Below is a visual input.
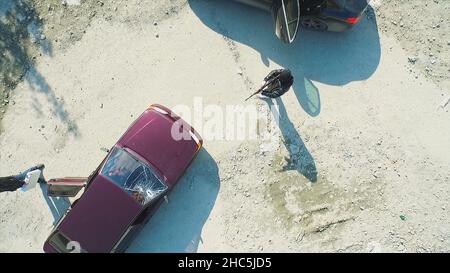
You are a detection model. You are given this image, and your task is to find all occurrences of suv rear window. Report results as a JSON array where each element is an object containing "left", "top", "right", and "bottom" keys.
[{"left": 101, "top": 147, "right": 168, "bottom": 205}]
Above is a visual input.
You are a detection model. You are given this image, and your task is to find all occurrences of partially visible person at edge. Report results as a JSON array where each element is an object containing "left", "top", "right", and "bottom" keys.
[{"left": 0, "top": 164, "right": 46, "bottom": 193}]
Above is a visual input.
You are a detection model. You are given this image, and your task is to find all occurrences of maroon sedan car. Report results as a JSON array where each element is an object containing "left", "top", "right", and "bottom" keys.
[{"left": 43, "top": 104, "right": 203, "bottom": 253}]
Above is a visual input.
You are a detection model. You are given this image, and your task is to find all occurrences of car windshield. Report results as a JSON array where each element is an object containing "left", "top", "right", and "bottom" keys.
[{"left": 101, "top": 147, "right": 167, "bottom": 205}]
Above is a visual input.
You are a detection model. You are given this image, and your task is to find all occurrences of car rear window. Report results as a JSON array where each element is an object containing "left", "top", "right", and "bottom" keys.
[
  {"left": 101, "top": 147, "right": 168, "bottom": 205},
  {"left": 48, "top": 230, "right": 72, "bottom": 253},
  {"left": 48, "top": 231, "right": 86, "bottom": 253}
]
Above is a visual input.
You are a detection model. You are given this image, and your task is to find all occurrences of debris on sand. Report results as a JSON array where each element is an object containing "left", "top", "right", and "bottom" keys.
[
  {"left": 438, "top": 95, "right": 450, "bottom": 110},
  {"left": 307, "top": 205, "right": 329, "bottom": 214},
  {"left": 313, "top": 217, "right": 355, "bottom": 233},
  {"left": 408, "top": 57, "right": 418, "bottom": 64},
  {"left": 295, "top": 232, "right": 305, "bottom": 242},
  {"left": 62, "top": 0, "right": 81, "bottom": 5}
]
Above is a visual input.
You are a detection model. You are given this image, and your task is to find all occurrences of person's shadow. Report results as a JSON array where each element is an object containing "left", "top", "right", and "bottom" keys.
[
  {"left": 127, "top": 148, "right": 220, "bottom": 252},
  {"left": 265, "top": 97, "right": 317, "bottom": 182},
  {"left": 188, "top": 0, "right": 381, "bottom": 117}
]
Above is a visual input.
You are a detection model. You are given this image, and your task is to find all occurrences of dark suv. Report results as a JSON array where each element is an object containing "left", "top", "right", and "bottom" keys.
[{"left": 233, "top": 0, "right": 369, "bottom": 43}]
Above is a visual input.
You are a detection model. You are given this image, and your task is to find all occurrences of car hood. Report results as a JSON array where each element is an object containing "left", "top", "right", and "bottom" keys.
[
  {"left": 59, "top": 175, "right": 141, "bottom": 253},
  {"left": 117, "top": 109, "right": 198, "bottom": 185}
]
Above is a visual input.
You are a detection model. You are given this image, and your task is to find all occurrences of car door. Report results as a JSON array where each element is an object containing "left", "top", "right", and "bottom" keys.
[
  {"left": 112, "top": 196, "right": 166, "bottom": 253},
  {"left": 272, "top": 0, "right": 301, "bottom": 43},
  {"left": 47, "top": 152, "right": 108, "bottom": 198},
  {"left": 47, "top": 177, "right": 88, "bottom": 197}
]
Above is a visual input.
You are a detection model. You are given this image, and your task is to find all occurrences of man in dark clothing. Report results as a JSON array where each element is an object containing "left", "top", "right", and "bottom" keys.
[
  {"left": 245, "top": 69, "right": 294, "bottom": 100},
  {"left": 0, "top": 164, "right": 45, "bottom": 193},
  {"left": 259, "top": 69, "right": 294, "bottom": 99}
]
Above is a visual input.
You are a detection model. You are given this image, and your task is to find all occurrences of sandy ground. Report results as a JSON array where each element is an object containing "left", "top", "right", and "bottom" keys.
[{"left": 0, "top": 0, "right": 449, "bottom": 253}]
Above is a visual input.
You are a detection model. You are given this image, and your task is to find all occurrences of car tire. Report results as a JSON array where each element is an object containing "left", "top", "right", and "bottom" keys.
[{"left": 300, "top": 16, "right": 328, "bottom": 31}]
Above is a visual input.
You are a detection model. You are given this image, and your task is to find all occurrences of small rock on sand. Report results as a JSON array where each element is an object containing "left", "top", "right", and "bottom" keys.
[{"left": 439, "top": 95, "right": 450, "bottom": 109}]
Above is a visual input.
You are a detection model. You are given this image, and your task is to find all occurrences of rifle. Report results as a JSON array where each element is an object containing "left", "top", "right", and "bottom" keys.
[{"left": 244, "top": 74, "right": 281, "bottom": 101}]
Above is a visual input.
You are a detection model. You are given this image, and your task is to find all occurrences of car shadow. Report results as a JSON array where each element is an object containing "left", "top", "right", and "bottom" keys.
[
  {"left": 188, "top": 0, "right": 381, "bottom": 116},
  {"left": 127, "top": 148, "right": 220, "bottom": 252},
  {"left": 0, "top": 0, "right": 80, "bottom": 137},
  {"left": 39, "top": 183, "right": 71, "bottom": 226},
  {"left": 265, "top": 97, "right": 317, "bottom": 182}
]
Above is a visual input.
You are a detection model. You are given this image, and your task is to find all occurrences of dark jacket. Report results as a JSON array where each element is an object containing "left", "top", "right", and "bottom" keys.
[
  {"left": 0, "top": 176, "right": 24, "bottom": 192},
  {"left": 261, "top": 69, "right": 294, "bottom": 98}
]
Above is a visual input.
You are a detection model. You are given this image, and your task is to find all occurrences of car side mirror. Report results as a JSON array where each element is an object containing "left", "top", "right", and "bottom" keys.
[{"left": 271, "top": 0, "right": 301, "bottom": 43}]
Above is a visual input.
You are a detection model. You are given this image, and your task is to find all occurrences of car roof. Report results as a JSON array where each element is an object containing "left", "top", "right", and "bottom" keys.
[{"left": 58, "top": 175, "right": 141, "bottom": 253}]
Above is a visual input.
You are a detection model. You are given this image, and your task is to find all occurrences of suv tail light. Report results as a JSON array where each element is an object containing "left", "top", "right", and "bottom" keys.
[{"left": 345, "top": 16, "right": 361, "bottom": 24}]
